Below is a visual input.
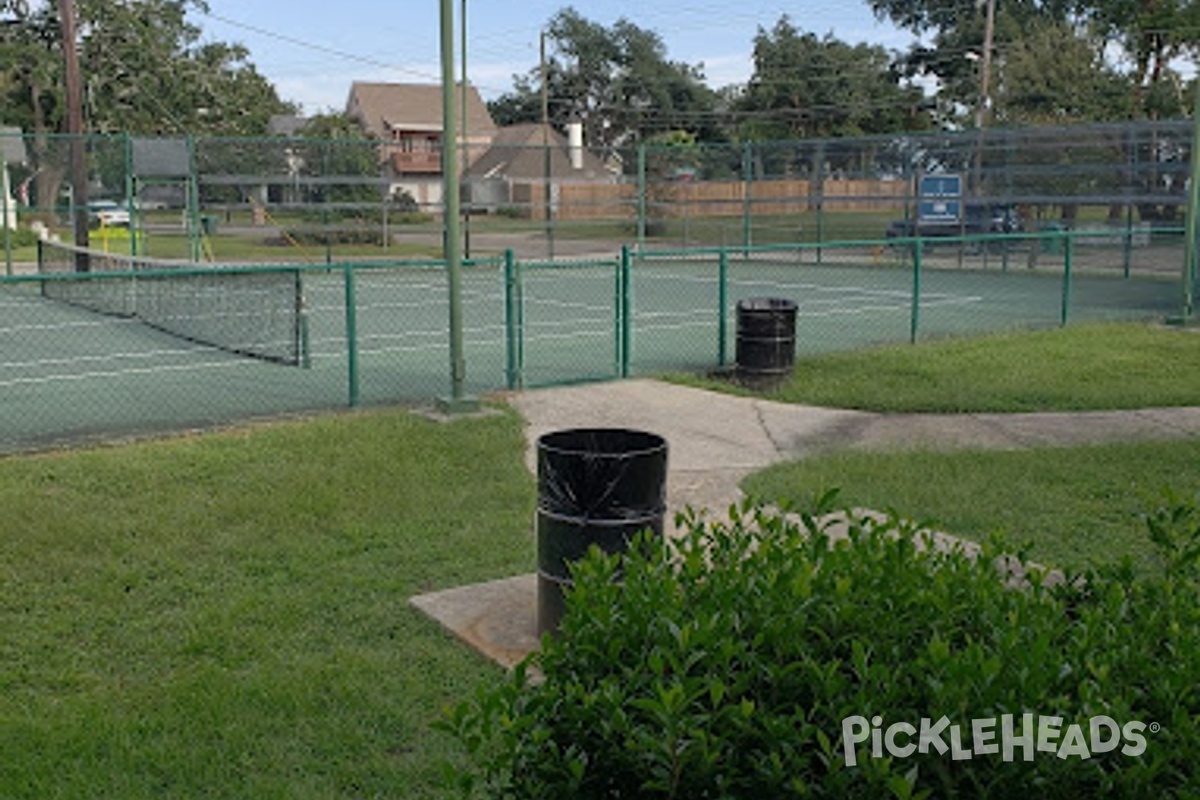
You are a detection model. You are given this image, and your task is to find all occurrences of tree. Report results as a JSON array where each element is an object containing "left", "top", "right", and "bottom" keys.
[
  {"left": 997, "top": 21, "right": 1132, "bottom": 124},
  {"left": 734, "top": 16, "right": 931, "bottom": 141},
  {"left": 869, "top": 0, "right": 1200, "bottom": 122},
  {"left": 1, "top": 0, "right": 293, "bottom": 137},
  {"left": 0, "top": 0, "right": 294, "bottom": 217},
  {"left": 486, "top": 6, "right": 722, "bottom": 154}
]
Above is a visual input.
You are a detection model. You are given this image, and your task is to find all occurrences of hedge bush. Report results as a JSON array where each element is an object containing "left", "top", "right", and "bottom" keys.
[{"left": 442, "top": 492, "right": 1200, "bottom": 798}]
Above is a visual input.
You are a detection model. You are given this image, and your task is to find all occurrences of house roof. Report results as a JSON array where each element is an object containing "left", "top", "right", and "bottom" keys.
[
  {"left": 464, "top": 123, "right": 614, "bottom": 182},
  {"left": 346, "top": 82, "right": 496, "bottom": 140},
  {"left": 267, "top": 115, "right": 309, "bottom": 137},
  {"left": 0, "top": 126, "right": 27, "bottom": 165}
]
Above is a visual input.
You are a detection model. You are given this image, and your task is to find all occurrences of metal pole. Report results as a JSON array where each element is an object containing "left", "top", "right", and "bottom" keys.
[
  {"left": 636, "top": 144, "right": 646, "bottom": 249},
  {"left": 438, "top": 0, "right": 475, "bottom": 412},
  {"left": 461, "top": 0, "right": 470, "bottom": 260},
  {"left": 718, "top": 247, "right": 729, "bottom": 366},
  {"left": 1182, "top": 86, "right": 1200, "bottom": 321},
  {"left": 910, "top": 239, "right": 923, "bottom": 344},
  {"left": 504, "top": 248, "right": 518, "bottom": 389},
  {"left": 344, "top": 262, "right": 359, "bottom": 406},
  {"left": 1061, "top": 232, "right": 1073, "bottom": 326},
  {"left": 541, "top": 30, "right": 554, "bottom": 260},
  {"left": 620, "top": 245, "right": 632, "bottom": 377}
]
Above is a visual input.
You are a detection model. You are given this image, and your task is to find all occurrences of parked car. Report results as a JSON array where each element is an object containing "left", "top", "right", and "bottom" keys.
[
  {"left": 886, "top": 202, "right": 1023, "bottom": 240},
  {"left": 87, "top": 199, "right": 131, "bottom": 228}
]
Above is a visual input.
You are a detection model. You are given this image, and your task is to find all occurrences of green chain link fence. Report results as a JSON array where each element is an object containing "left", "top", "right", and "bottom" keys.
[
  {"left": 0, "top": 119, "right": 1194, "bottom": 451},
  {"left": 0, "top": 225, "right": 1183, "bottom": 454}
]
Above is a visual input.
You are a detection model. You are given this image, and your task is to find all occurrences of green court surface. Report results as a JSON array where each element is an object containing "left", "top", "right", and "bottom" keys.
[{"left": 0, "top": 245, "right": 1182, "bottom": 454}]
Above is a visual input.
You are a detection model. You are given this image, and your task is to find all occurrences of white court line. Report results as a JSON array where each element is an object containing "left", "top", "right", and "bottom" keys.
[
  {"left": 0, "top": 346, "right": 227, "bottom": 372},
  {"left": 0, "top": 357, "right": 257, "bottom": 389}
]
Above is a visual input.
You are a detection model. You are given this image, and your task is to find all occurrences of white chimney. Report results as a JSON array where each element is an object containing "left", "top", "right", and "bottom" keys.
[{"left": 567, "top": 119, "right": 584, "bottom": 171}]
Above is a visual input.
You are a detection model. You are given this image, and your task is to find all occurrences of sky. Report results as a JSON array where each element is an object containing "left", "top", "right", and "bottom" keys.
[{"left": 196, "top": 1, "right": 920, "bottom": 115}]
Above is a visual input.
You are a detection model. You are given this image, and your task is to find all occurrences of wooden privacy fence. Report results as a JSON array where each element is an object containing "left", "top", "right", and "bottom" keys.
[{"left": 510, "top": 178, "right": 910, "bottom": 221}]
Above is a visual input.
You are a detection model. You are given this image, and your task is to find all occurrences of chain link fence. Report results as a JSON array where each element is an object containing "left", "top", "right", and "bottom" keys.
[{"left": 0, "top": 119, "right": 1193, "bottom": 451}]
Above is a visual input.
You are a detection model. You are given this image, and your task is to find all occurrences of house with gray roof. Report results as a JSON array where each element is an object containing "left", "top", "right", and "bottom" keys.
[{"left": 462, "top": 121, "right": 619, "bottom": 214}]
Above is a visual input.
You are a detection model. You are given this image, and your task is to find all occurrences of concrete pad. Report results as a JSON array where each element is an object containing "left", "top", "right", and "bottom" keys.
[{"left": 409, "top": 574, "right": 538, "bottom": 670}]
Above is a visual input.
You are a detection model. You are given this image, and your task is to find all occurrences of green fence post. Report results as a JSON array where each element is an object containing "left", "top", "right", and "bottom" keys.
[
  {"left": 344, "top": 262, "right": 360, "bottom": 407},
  {"left": 910, "top": 239, "right": 923, "bottom": 344},
  {"left": 186, "top": 134, "right": 200, "bottom": 262},
  {"left": 619, "top": 245, "right": 632, "bottom": 378},
  {"left": 637, "top": 145, "right": 646, "bottom": 251},
  {"left": 504, "top": 248, "right": 519, "bottom": 389},
  {"left": 1061, "top": 231, "right": 1073, "bottom": 327},
  {"left": 742, "top": 142, "right": 753, "bottom": 256},
  {"left": 124, "top": 133, "right": 136, "bottom": 257},
  {"left": 298, "top": 271, "right": 311, "bottom": 370},
  {"left": 718, "top": 247, "right": 729, "bottom": 367},
  {"left": 2, "top": 163, "right": 10, "bottom": 276}
]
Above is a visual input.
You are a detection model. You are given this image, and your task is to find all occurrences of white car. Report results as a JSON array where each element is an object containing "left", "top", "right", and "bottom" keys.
[{"left": 87, "top": 200, "right": 131, "bottom": 227}]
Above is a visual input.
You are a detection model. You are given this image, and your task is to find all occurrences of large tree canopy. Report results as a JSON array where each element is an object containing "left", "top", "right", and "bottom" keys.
[
  {"left": 734, "top": 16, "right": 931, "bottom": 140},
  {"left": 487, "top": 6, "right": 722, "bottom": 153},
  {"left": 0, "top": 0, "right": 293, "bottom": 137},
  {"left": 869, "top": 0, "right": 1199, "bottom": 121}
]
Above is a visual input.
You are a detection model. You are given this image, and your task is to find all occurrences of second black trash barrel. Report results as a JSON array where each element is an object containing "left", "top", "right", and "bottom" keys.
[
  {"left": 536, "top": 428, "right": 668, "bottom": 637},
  {"left": 736, "top": 297, "right": 797, "bottom": 388}
]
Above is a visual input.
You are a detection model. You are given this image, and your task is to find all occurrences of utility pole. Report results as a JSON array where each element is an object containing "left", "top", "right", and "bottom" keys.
[
  {"left": 437, "top": 0, "right": 476, "bottom": 413},
  {"left": 58, "top": 0, "right": 89, "bottom": 261},
  {"left": 460, "top": 0, "right": 470, "bottom": 259},
  {"left": 972, "top": 0, "right": 996, "bottom": 197}
]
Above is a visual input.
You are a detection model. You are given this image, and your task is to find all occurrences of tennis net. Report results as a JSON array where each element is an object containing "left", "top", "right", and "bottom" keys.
[{"left": 37, "top": 240, "right": 307, "bottom": 366}]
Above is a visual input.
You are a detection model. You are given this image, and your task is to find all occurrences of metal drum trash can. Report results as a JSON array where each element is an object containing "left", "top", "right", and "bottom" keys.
[
  {"left": 736, "top": 297, "right": 797, "bottom": 388},
  {"left": 536, "top": 428, "right": 668, "bottom": 637}
]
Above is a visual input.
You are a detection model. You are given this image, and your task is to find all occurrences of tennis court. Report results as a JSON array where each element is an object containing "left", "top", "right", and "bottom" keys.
[{"left": 0, "top": 238, "right": 1183, "bottom": 454}]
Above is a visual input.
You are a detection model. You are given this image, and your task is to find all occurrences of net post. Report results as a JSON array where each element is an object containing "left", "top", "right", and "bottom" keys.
[
  {"left": 297, "top": 270, "right": 311, "bottom": 369},
  {"left": 504, "top": 248, "right": 519, "bottom": 390},
  {"left": 620, "top": 245, "right": 632, "bottom": 378},
  {"left": 910, "top": 238, "right": 923, "bottom": 344},
  {"left": 1061, "top": 232, "right": 1073, "bottom": 327},
  {"left": 718, "top": 247, "right": 729, "bottom": 367},
  {"left": 343, "top": 262, "right": 360, "bottom": 407},
  {"left": 614, "top": 248, "right": 623, "bottom": 377}
]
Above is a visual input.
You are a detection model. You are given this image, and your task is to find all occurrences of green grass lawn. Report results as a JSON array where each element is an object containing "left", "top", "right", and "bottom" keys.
[
  {"left": 674, "top": 322, "right": 1200, "bottom": 412},
  {"left": 0, "top": 408, "right": 534, "bottom": 799},
  {"left": 719, "top": 321, "right": 1200, "bottom": 574},
  {"left": 3, "top": 320, "right": 1200, "bottom": 796},
  {"left": 744, "top": 439, "right": 1200, "bottom": 574}
]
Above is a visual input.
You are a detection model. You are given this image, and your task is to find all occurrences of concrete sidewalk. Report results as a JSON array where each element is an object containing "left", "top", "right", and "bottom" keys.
[
  {"left": 411, "top": 379, "right": 1200, "bottom": 668},
  {"left": 510, "top": 379, "right": 1200, "bottom": 520}
]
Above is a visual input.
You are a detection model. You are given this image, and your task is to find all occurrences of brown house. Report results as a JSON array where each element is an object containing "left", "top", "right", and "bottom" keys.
[{"left": 345, "top": 81, "right": 497, "bottom": 208}]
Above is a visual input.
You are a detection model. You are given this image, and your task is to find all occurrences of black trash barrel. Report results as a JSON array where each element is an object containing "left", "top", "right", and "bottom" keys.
[
  {"left": 536, "top": 428, "right": 668, "bottom": 637},
  {"left": 736, "top": 297, "right": 797, "bottom": 388}
]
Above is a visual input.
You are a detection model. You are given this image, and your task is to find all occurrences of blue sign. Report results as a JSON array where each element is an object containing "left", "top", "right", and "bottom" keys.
[{"left": 918, "top": 174, "right": 962, "bottom": 223}]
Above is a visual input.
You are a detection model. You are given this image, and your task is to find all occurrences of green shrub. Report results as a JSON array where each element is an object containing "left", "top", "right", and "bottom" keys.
[{"left": 442, "top": 493, "right": 1200, "bottom": 798}]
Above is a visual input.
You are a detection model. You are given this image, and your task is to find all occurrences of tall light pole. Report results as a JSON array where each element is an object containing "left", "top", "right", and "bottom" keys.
[
  {"left": 461, "top": 0, "right": 470, "bottom": 259},
  {"left": 438, "top": 0, "right": 476, "bottom": 412}
]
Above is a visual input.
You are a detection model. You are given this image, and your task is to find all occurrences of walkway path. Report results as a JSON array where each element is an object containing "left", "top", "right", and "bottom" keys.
[
  {"left": 510, "top": 379, "right": 1200, "bottom": 523},
  {"left": 411, "top": 378, "right": 1200, "bottom": 668}
]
